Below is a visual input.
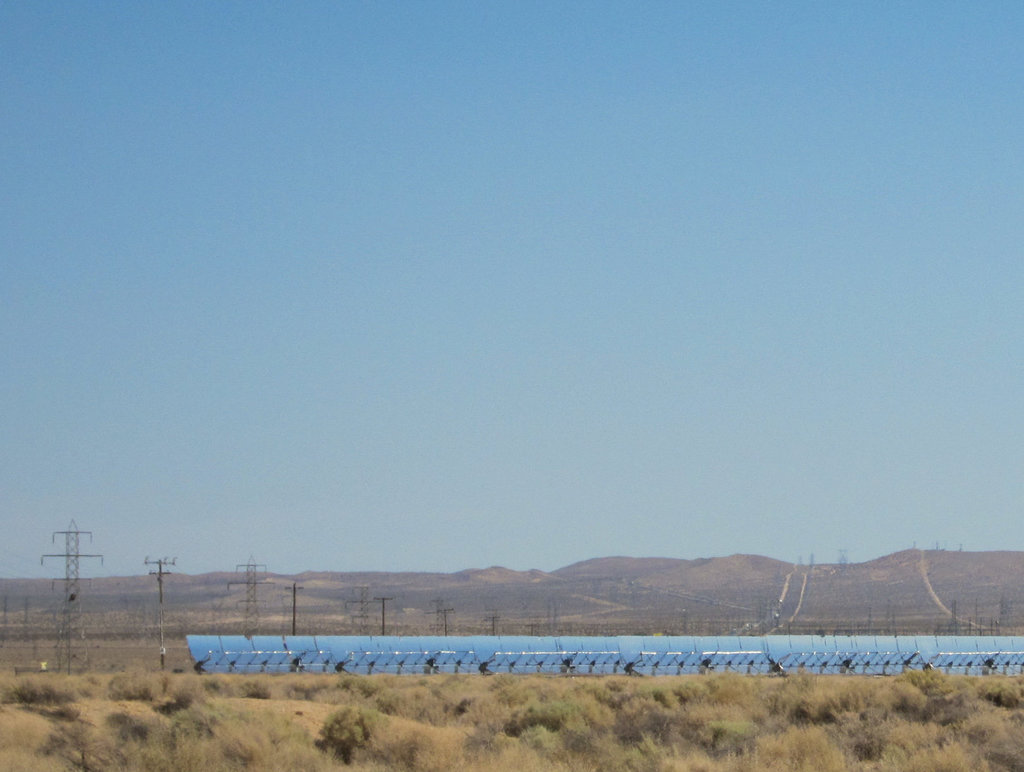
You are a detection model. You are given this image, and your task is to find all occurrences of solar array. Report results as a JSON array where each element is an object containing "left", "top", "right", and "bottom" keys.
[{"left": 186, "top": 635, "right": 1024, "bottom": 676}]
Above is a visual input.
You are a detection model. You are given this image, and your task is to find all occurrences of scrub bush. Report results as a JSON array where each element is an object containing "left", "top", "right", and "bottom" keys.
[{"left": 317, "top": 705, "right": 383, "bottom": 763}]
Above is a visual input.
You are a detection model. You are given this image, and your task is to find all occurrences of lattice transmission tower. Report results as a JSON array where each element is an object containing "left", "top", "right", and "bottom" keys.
[
  {"left": 229, "top": 556, "right": 269, "bottom": 637},
  {"left": 346, "top": 586, "right": 371, "bottom": 634},
  {"left": 41, "top": 520, "right": 102, "bottom": 674}
]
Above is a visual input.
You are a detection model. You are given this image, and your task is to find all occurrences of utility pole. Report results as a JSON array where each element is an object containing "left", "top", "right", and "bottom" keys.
[
  {"left": 229, "top": 557, "right": 269, "bottom": 637},
  {"left": 41, "top": 520, "right": 103, "bottom": 674},
  {"left": 374, "top": 596, "right": 393, "bottom": 635},
  {"left": 433, "top": 599, "right": 454, "bottom": 636},
  {"left": 145, "top": 557, "right": 176, "bottom": 670},
  {"left": 290, "top": 582, "right": 304, "bottom": 636},
  {"left": 484, "top": 611, "right": 500, "bottom": 635}
]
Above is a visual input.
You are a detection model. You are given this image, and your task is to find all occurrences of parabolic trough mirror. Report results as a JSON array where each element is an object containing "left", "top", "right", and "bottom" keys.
[{"left": 186, "top": 635, "right": 1024, "bottom": 676}]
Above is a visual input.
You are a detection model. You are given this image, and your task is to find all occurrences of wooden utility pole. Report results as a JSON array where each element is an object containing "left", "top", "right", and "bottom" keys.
[
  {"left": 374, "top": 596, "right": 394, "bottom": 635},
  {"left": 145, "top": 557, "right": 176, "bottom": 670},
  {"left": 290, "top": 582, "right": 304, "bottom": 636}
]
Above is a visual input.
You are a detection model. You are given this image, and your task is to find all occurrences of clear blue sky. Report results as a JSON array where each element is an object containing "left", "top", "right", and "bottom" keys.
[{"left": 3, "top": 2, "right": 1024, "bottom": 578}]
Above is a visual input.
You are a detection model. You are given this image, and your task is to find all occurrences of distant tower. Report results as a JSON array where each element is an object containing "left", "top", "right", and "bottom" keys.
[
  {"left": 229, "top": 557, "right": 269, "bottom": 637},
  {"left": 838, "top": 550, "right": 849, "bottom": 573},
  {"left": 41, "top": 521, "right": 103, "bottom": 674},
  {"left": 347, "top": 586, "right": 371, "bottom": 634}
]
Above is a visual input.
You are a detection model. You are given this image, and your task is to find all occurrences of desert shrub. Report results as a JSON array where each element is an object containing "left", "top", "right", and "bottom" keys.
[
  {"left": 706, "top": 719, "right": 756, "bottom": 755},
  {"left": 889, "top": 679, "right": 929, "bottom": 719},
  {"left": 79, "top": 674, "right": 103, "bottom": 695},
  {"left": 899, "top": 667, "right": 956, "bottom": 696},
  {"left": 0, "top": 707, "right": 55, "bottom": 767},
  {"left": 519, "top": 724, "right": 559, "bottom": 754},
  {"left": 116, "top": 702, "right": 335, "bottom": 772},
  {"left": 373, "top": 682, "right": 446, "bottom": 724},
  {"left": 317, "top": 705, "right": 384, "bottom": 763},
  {"left": 374, "top": 687, "right": 403, "bottom": 715},
  {"left": 772, "top": 679, "right": 870, "bottom": 727},
  {"left": 464, "top": 720, "right": 516, "bottom": 759},
  {"left": 612, "top": 699, "right": 677, "bottom": 746},
  {"left": 505, "top": 699, "right": 585, "bottom": 737},
  {"left": 490, "top": 674, "right": 533, "bottom": 707},
  {"left": 169, "top": 704, "right": 218, "bottom": 741},
  {"left": 559, "top": 725, "right": 601, "bottom": 757},
  {"left": 202, "top": 675, "right": 228, "bottom": 695},
  {"left": 755, "top": 724, "right": 845, "bottom": 772},
  {"left": 0, "top": 748, "right": 57, "bottom": 772},
  {"left": 285, "top": 678, "right": 331, "bottom": 701},
  {"left": 921, "top": 690, "right": 978, "bottom": 726},
  {"left": 899, "top": 741, "right": 987, "bottom": 772},
  {"left": 106, "top": 711, "right": 155, "bottom": 742},
  {"left": 336, "top": 674, "right": 383, "bottom": 699},
  {"left": 582, "top": 679, "right": 632, "bottom": 711},
  {"left": 15, "top": 671, "right": 1024, "bottom": 772},
  {"left": 673, "top": 698, "right": 757, "bottom": 753},
  {"left": 368, "top": 719, "right": 467, "bottom": 772},
  {"left": 643, "top": 685, "right": 677, "bottom": 709},
  {"left": 703, "top": 673, "right": 758, "bottom": 709},
  {"left": 616, "top": 734, "right": 673, "bottom": 772},
  {"left": 218, "top": 710, "right": 308, "bottom": 768},
  {"left": 5, "top": 677, "right": 75, "bottom": 706},
  {"left": 958, "top": 710, "right": 1024, "bottom": 771},
  {"left": 880, "top": 718, "right": 944, "bottom": 761},
  {"left": 42, "top": 719, "right": 119, "bottom": 772},
  {"left": 836, "top": 710, "right": 889, "bottom": 762},
  {"left": 156, "top": 675, "right": 206, "bottom": 714},
  {"left": 982, "top": 730, "right": 1024, "bottom": 771},
  {"left": 671, "top": 678, "right": 709, "bottom": 705},
  {"left": 239, "top": 677, "right": 272, "bottom": 699},
  {"left": 108, "top": 671, "right": 165, "bottom": 701},
  {"left": 977, "top": 679, "right": 1024, "bottom": 709}
]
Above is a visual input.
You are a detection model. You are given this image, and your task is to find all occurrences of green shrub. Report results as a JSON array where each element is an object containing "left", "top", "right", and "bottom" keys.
[
  {"left": 707, "top": 719, "right": 755, "bottom": 754},
  {"left": 505, "top": 699, "right": 583, "bottom": 737},
  {"left": 317, "top": 705, "right": 383, "bottom": 763}
]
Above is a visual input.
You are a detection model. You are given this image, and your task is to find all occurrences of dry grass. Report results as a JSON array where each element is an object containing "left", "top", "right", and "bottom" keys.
[{"left": 0, "top": 669, "right": 1022, "bottom": 770}]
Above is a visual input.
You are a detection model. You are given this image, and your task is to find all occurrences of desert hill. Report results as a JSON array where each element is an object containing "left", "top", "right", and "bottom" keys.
[{"left": 3, "top": 548, "right": 1024, "bottom": 671}]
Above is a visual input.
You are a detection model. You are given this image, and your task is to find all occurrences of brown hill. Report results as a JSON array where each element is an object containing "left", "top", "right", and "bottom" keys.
[{"left": 4, "top": 549, "right": 1024, "bottom": 671}]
